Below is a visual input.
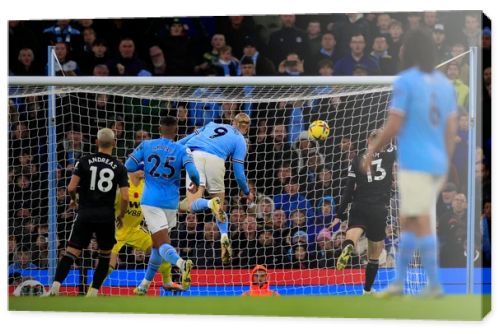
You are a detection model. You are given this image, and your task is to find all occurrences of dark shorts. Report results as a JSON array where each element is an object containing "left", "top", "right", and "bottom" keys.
[
  {"left": 348, "top": 202, "right": 388, "bottom": 242},
  {"left": 68, "top": 212, "right": 116, "bottom": 251}
]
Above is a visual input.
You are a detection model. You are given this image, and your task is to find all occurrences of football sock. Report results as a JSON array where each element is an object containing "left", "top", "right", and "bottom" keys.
[
  {"left": 364, "top": 259, "right": 379, "bottom": 292},
  {"left": 144, "top": 248, "right": 162, "bottom": 282},
  {"left": 191, "top": 198, "right": 209, "bottom": 212},
  {"left": 341, "top": 239, "right": 355, "bottom": 250},
  {"left": 395, "top": 231, "right": 417, "bottom": 285},
  {"left": 159, "top": 243, "right": 181, "bottom": 267},
  {"left": 216, "top": 216, "right": 229, "bottom": 236},
  {"left": 159, "top": 262, "right": 172, "bottom": 284},
  {"left": 418, "top": 234, "right": 440, "bottom": 287},
  {"left": 54, "top": 252, "right": 78, "bottom": 286},
  {"left": 91, "top": 253, "right": 111, "bottom": 290}
]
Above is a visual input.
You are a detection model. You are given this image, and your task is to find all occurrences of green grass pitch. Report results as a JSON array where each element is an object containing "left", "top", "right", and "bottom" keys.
[{"left": 9, "top": 295, "right": 490, "bottom": 320}]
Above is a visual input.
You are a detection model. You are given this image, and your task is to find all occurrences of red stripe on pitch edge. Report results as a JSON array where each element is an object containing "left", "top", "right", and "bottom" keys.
[{"left": 186, "top": 269, "right": 364, "bottom": 286}]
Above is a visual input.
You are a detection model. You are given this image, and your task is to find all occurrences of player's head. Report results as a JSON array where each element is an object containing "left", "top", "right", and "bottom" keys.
[
  {"left": 251, "top": 265, "right": 268, "bottom": 287},
  {"left": 159, "top": 116, "right": 178, "bottom": 138},
  {"left": 232, "top": 112, "right": 251, "bottom": 135},
  {"left": 401, "top": 29, "right": 436, "bottom": 73},
  {"left": 96, "top": 128, "right": 116, "bottom": 150}
]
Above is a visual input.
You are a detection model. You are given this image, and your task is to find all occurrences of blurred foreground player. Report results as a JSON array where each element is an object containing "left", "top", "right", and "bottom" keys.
[
  {"left": 363, "top": 29, "right": 458, "bottom": 297},
  {"left": 242, "top": 265, "right": 279, "bottom": 296},
  {"left": 47, "top": 128, "right": 129, "bottom": 297}
]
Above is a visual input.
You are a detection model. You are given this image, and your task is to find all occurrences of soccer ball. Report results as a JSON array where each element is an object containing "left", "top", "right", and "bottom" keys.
[{"left": 308, "top": 120, "right": 330, "bottom": 140}]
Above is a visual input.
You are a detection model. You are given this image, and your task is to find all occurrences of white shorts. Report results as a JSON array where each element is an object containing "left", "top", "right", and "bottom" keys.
[
  {"left": 141, "top": 205, "right": 177, "bottom": 234},
  {"left": 187, "top": 150, "right": 226, "bottom": 194},
  {"left": 398, "top": 170, "right": 446, "bottom": 227}
]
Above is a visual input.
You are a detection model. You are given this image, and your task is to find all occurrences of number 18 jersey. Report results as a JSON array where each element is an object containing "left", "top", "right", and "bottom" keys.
[
  {"left": 348, "top": 147, "right": 396, "bottom": 206},
  {"left": 127, "top": 138, "right": 193, "bottom": 209}
]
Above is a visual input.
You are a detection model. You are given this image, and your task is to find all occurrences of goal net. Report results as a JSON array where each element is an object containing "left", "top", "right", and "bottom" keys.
[{"left": 8, "top": 76, "right": 427, "bottom": 296}]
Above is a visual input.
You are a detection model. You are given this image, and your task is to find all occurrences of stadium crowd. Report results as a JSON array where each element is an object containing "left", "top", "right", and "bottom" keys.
[{"left": 8, "top": 12, "right": 491, "bottom": 279}]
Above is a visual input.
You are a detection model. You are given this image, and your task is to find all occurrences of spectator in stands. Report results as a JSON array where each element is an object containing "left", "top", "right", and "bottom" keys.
[
  {"left": 110, "top": 118, "right": 131, "bottom": 162},
  {"left": 406, "top": 12, "right": 422, "bottom": 31},
  {"left": 298, "top": 153, "right": 325, "bottom": 196},
  {"left": 171, "top": 213, "right": 201, "bottom": 260},
  {"left": 293, "top": 130, "right": 320, "bottom": 171},
  {"left": 9, "top": 21, "right": 40, "bottom": 69},
  {"left": 56, "top": 184, "right": 74, "bottom": 246},
  {"left": 273, "top": 176, "right": 314, "bottom": 228},
  {"left": 229, "top": 206, "right": 247, "bottom": 242},
  {"left": 107, "top": 37, "right": 149, "bottom": 76},
  {"left": 313, "top": 196, "right": 337, "bottom": 234},
  {"left": 194, "top": 33, "right": 226, "bottom": 75},
  {"left": 195, "top": 222, "right": 222, "bottom": 268},
  {"left": 278, "top": 52, "right": 305, "bottom": 76},
  {"left": 173, "top": 102, "right": 191, "bottom": 138},
  {"left": 481, "top": 200, "right": 491, "bottom": 267},
  {"left": 92, "top": 64, "right": 109, "bottom": 76},
  {"left": 43, "top": 19, "right": 81, "bottom": 47},
  {"left": 256, "top": 196, "right": 274, "bottom": 226},
  {"left": 239, "top": 56, "right": 255, "bottom": 76},
  {"left": 9, "top": 122, "right": 32, "bottom": 164},
  {"left": 241, "top": 264, "right": 279, "bottom": 296},
  {"left": 376, "top": 13, "right": 392, "bottom": 37},
  {"left": 446, "top": 62, "right": 469, "bottom": 107},
  {"left": 241, "top": 37, "right": 276, "bottom": 75},
  {"left": 352, "top": 63, "right": 369, "bottom": 76},
  {"left": 422, "top": 11, "right": 439, "bottom": 34},
  {"left": 81, "top": 39, "right": 109, "bottom": 75},
  {"left": 133, "top": 129, "right": 151, "bottom": 148},
  {"left": 54, "top": 42, "right": 79, "bottom": 76},
  {"left": 216, "top": 16, "right": 261, "bottom": 59},
  {"left": 436, "top": 182, "right": 458, "bottom": 220},
  {"left": 148, "top": 45, "right": 173, "bottom": 76},
  {"left": 256, "top": 228, "right": 279, "bottom": 267},
  {"left": 432, "top": 24, "right": 449, "bottom": 64},
  {"left": 329, "top": 13, "right": 372, "bottom": 57},
  {"left": 8, "top": 246, "right": 37, "bottom": 275},
  {"left": 268, "top": 15, "right": 309, "bottom": 68},
  {"left": 158, "top": 17, "right": 193, "bottom": 76},
  {"left": 214, "top": 45, "right": 240, "bottom": 76},
  {"left": 463, "top": 13, "right": 481, "bottom": 48},
  {"left": 80, "top": 27, "right": 97, "bottom": 58},
  {"left": 318, "top": 59, "right": 334, "bottom": 76},
  {"left": 306, "top": 20, "right": 322, "bottom": 58},
  {"left": 388, "top": 19, "right": 405, "bottom": 59},
  {"left": 453, "top": 110, "right": 470, "bottom": 185},
  {"left": 334, "top": 33, "right": 380, "bottom": 76},
  {"left": 8, "top": 235, "right": 17, "bottom": 265},
  {"left": 314, "top": 228, "right": 336, "bottom": 268},
  {"left": 309, "top": 32, "right": 340, "bottom": 75},
  {"left": 11, "top": 48, "right": 43, "bottom": 76},
  {"left": 370, "top": 35, "right": 398, "bottom": 75},
  {"left": 32, "top": 231, "right": 49, "bottom": 268},
  {"left": 450, "top": 42, "right": 469, "bottom": 84},
  {"left": 289, "top": 244, "right": 311, "bottom": 269},
  {"left": 234, "top": 215, "right": 259, "bottom": 268},
  {"left": 57, "top": 129, "right": 87, "bottom": 171}
]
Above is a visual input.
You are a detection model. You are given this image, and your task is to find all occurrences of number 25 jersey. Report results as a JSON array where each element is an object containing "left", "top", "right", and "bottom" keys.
[{"left": 128, "top": 138, "right": 193, "bottom": 209}]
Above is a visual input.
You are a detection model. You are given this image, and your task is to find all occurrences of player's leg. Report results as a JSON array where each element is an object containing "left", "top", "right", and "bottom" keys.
[
  {"left": 364, "top": 240, "right": 384, "bottom": 294},
  {"left": 86, "top": 222, "right": 117, "bottom": 297},
  {"left": 46, "top": 219, "right": 87, "bottom": 296},
  {"left": 336, "top": 227, "right": 364, "bottom": 270}
]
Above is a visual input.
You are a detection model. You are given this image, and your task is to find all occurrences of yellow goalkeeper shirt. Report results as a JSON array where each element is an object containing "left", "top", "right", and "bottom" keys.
[{"left": 114, "top": 177, "right": 144, "bottom": 239}]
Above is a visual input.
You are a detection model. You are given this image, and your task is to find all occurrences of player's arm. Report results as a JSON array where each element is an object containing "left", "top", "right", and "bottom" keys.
[
  {"left": 232, "top": 135, "right": 250, "bottom": 195},
  {"left": 445, "top": 87, "right": 459, "bottom": 164},
  {"left": 67, "top": 160, "right": 83, "bottom": 208},
  {"left": 125, "top": 142, "right": 145, "bottom": 172},
  {"left": 116, "top": 165, "right": 130, "bottom": 227},
  {"left": 182, "top": 148, "right": 200, "bottom": 191},
  {"left": 177, "top": 126, "right": 203, "bottom": 145}
]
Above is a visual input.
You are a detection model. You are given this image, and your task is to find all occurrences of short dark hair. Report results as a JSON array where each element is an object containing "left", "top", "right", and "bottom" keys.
[
  {"left": 402, "top": 29, "right": 436, "bottom": 73},
  {"left": 160, "top": 116, "right": 178, "bottom": 127}
]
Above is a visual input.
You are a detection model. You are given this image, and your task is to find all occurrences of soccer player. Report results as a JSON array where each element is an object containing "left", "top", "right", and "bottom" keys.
[
  {"left": 46, "top": 128, "right": 129, "bottom": 297},
  {"left": 241, "top": 264, "right": 279, "bottom": 296},
  {"left": 334, "top": 129, "right": 396, "bottom": 295},
  {"left": 177, "top": 112, "right": 251, "bottom": 264},
  {"left": 89, "top": 170, "right": 183, "bottom": 291},
  {"left": 125, "top": 116, "right": 200, "bottom": 294},
  {"left": 363, "top": 29, "right": 458, "bottom": 297}
]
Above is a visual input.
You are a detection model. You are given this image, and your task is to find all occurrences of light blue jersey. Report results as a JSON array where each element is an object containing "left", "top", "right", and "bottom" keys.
[
  {"left": 177, "top": 122, "right": 250, "bottom": 194},
  {"left": 125, "top": 138, "right": 200, "bottom": 209},
  {"left": 390, "top": 67, "right": 457, "bottom": 175}
]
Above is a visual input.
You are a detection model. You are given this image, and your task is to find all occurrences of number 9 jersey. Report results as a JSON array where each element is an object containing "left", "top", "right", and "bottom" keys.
[{"left": 126, "top": 138, "right": 195, "bottom": 209}]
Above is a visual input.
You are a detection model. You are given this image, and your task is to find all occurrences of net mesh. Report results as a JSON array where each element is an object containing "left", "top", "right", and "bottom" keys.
[{"left": 8, "top": 82, "right": 427, "bottom": 296}]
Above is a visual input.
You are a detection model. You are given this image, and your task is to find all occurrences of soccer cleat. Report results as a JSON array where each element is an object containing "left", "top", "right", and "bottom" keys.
[
  {"left": 180, "top": 259, "right": 193, "bottom": 291},
  {"left": 42, "top": 289, "right": 58, "bottom": 297},
  {"left": 163, "top": 282, "right": 184, "bottom": 292},
  {"left": 133, "top": 285, "right": 149, "bottom": 296},
  {"left": 336, "top": 244, "right": 354, "bottom": 270},
  {"left": 221, "top": 234, "right": 232, "bottom": 265},
  {"left": 362, "top": 288, "right": 376, "bottom": 295},
  {"left": 420, "top": 285, "right": 444, "bottom": 298},
  {"left": 208, "top": 197, "right": 226, "bottom": 223},
  {"left": 375, "top": 283, "right": 404, "bottom": 299}
]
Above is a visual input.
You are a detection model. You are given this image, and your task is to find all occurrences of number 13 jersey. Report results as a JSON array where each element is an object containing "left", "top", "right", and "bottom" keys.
[{"left": 348, "top": 146, "right": 397, "bottom": 206}]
